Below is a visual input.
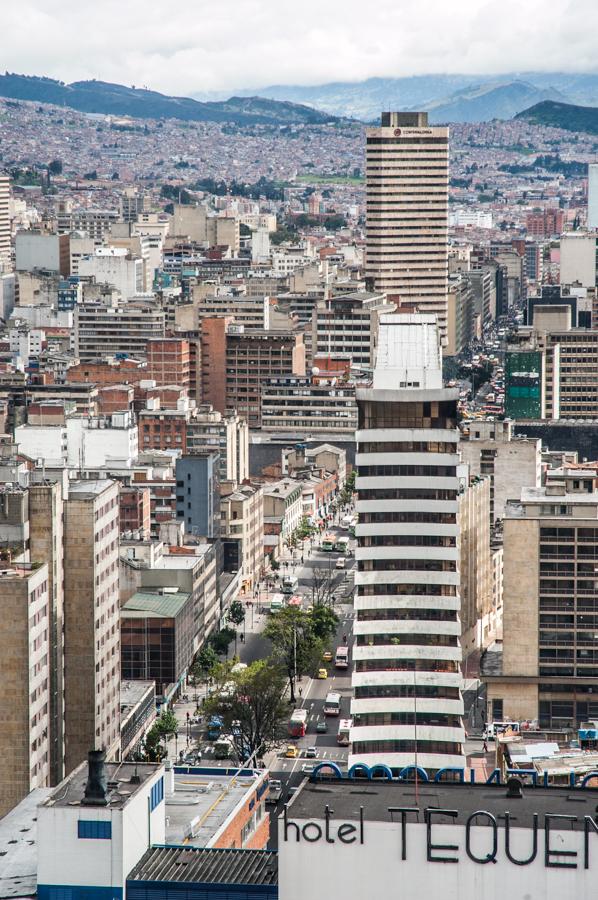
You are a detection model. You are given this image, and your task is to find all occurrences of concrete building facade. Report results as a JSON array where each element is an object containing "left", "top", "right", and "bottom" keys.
[{"left": 352, "top": 314, "right": 465, "bottom": 772}]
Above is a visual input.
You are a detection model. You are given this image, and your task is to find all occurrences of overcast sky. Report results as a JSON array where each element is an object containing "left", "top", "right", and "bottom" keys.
[{"left": 3, "top": 0, "right": 598, "bottom": 95}]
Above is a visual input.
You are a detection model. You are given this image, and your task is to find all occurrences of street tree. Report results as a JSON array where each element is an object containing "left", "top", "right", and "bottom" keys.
[
  {"left": 265, "top": 606, "right": 323, "bottom": 703},
  {"left": 309, "top": 604, "right": 339, "bottom": 644},
  {"left": 143, "top": 724, "right": 166, "bottom": 762},
  {"left": 227, "top": 600, "right": 246, "bottom": 654},
  {"left": 155, "top": 709, "right": 178, "bottom": 740},
  {"left": 210, "top": 627, "right": 236, "bottom": 656},
  {"left": 190, "top": 644, "right": 218, "bottom": 684},
  {"left": 202, "top": 660, "right": 287, "bottom": 761},
  {"left": 310, "top": 567, "right": 334, "bottom": 607}
]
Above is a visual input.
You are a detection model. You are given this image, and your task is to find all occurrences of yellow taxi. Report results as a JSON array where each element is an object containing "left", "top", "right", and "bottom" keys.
[
  {"left": 285, "top": 744, "right": 299, "bottom": 758},
  {"left": 322, "top": 650, "right": 333, "bottom": 663},
  {"left": 317, "top": 667, "right": 328, "bottom": 679}
]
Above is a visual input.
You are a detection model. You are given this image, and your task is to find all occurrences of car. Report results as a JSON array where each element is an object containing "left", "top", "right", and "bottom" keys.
[
  {"left": 266, "top": 779, "right": 283, "bottom": 805},
  {"left": 335, "top": 557, "right": 346, "bottom": 569},
  {"left": 317, "top": 667, "right": 328, "bottom": 679},
  {"left": 302, "top": 763, "right": 316, "bottom": 774},
  {"left": 305, "top": 746, "right": 317, "bottom": 758},
  {"left": 322, "top": 650, "right": 333, "bottom": 663},
  {"left": 285, "top": 744, "right": 299, "bottom": 758},
  {"left": 316, "top": 720, "right": 327, "bottom": 733}
]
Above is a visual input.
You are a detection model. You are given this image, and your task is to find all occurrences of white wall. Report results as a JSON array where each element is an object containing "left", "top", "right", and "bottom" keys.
[
  {"left": 279, "top": 814, "right": 598, "bottom": 900},
  {"left": 560, "top": 234, "right": 596, "bottom": 288}
]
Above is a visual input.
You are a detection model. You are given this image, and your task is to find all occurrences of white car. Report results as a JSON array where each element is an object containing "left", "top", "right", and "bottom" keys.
[{"left": 335, "top": 557, "right": 346, "bottom": 569}]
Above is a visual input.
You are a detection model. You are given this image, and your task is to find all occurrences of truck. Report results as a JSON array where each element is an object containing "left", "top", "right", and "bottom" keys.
[
  {"left": 266, "top": 779, "right": 283, "bottom": 805},
  {"left": 214, "top": 736, "right": 234, "bottom": 759}
]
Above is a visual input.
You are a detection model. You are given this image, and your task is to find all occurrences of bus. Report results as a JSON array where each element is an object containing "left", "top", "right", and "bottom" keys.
[
  {"left": 288, "top": 708, "right": 308, "bottom": 737},
  {"left": 335, "top": 646, "right": 349, "bottom": 669},
  {"left": 335, "top": 535, "right": 350, "bottom": 554},
  {"left": 282, "top": 574, "right": 299, "bottom": 595},
  {"left": 321, "top": 533, "right": 336, "bottom": 551},
  {"left": 324, "top": 691, "right": 341, "bottom": 716},
  {"left": 337, "top": 718, "right": 352, "bottom": 746},
  {"left": 270, "top": 593, "right": 285, "bottom": 613}
]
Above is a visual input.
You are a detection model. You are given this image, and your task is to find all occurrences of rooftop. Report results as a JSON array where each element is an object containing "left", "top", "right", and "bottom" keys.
[
  {"left": 42, "top": 761, "right": 161, "bottom": 810},
  {"left": 289, "top": 777, "right": 598, "bottom": 831},
  {"left": 165, "top": 768, "right": 267, "bottom": 848},
  {"left": 373, "top": 314, "right": 443, "bottom": 391},
  {"left": 0, "top": 788, "right": 51, "bottom": 900},
  {"left": 128, "top": 846, "right": 277, "bottom": 888},
  {"left": 68, "top": 479, "right": 115, "bottom": 499},
  {"left": 121, "top": 590, "right": 191, "bottom": 619}
]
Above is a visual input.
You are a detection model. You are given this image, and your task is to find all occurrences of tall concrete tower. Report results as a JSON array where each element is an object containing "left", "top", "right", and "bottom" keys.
[{"left": 366, "top": 112, "right": 449, "bottom": 338}]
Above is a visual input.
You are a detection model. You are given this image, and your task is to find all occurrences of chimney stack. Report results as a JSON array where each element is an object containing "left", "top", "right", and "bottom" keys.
[{"left": 82, "top": 749, "right": 109, "bottom": 806}]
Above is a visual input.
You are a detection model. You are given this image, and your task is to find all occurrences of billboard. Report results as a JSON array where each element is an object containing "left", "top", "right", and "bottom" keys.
[{"left": 505, "top": 350, "right": 542, "bottom": 419}]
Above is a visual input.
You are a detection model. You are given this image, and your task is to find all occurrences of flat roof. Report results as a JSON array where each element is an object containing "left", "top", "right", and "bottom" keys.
[
  {"left": 68, "top": 479, "right": 115, "bottom": 498},
  {"left": 288, "top": 778, "right": 598, "bottom": 831},
  {"left": 0, "top": 788, "right": 51, "bottom": 900},
  {"left": 165, "top": 769, "right": 266, "bottom": 848},
  {"left": 128, "top": 846, "right": 278, "bottom": 887},
  {"left": 42, "top": 761, "right": 162, "bottom": 811},
  {"left": 120, "top": 680, "right": 155, "bottom": 712}
]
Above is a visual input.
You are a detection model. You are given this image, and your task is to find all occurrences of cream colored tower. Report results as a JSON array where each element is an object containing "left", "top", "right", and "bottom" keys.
[{"left": 366, "top": 112, "right": 449, "bottom": 337}]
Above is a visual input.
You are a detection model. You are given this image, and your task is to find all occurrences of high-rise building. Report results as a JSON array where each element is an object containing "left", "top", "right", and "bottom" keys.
[
  {"left": 63, "top": 480, "right": 121, "bottom": 774},
  {"left": 588, "top": 164, "right": 598, "bottom": 229},
  {"left": 351, "top": 314, "right": 465, "bottom": 772},
  {"left": 484, "top": 467, "right": 598, "bottom": 728},
  {"left": 0, "top": 562, "right": 51, "bottom": 817},
  {"left": 365, "top": 112, "right": 449, "bottom": 336},
  {"left": 0, "top": 173, "right": 10, "bottom": 271}
]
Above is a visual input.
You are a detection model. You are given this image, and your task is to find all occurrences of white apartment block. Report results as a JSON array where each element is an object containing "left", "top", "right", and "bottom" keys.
[
  {"left": 74, "top": 299, "right": 165, "bottom": 361},
  {"left": 78, "top": 247, "right": 144, "bottom": 298},
  {"left": 366, "top": 112, "right": 449, "bottom": 337},
  {"left": 351, "top": 314, "right": 465, "bottom": 772},
  {"left": 0, "top": 174, "right": 10, "bottom": 271}
]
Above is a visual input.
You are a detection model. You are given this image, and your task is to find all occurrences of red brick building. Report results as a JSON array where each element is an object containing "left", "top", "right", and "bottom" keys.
[
  {"left": 146, "top": 337, "right": 190, "bottom": 389},
  {"left": 119, "top": 486, "right": 151, "bottom": 538}
]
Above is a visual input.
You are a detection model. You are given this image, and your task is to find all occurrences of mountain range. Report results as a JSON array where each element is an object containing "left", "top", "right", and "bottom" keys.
[
  {"left": 199, "top": 72, "right": 598, "bottom": 123},
  {"left": 0, "top": 73, "right": 338, "bottom": 126},
  {"left": 516, "top": 100, "right": 598, "bottom": 135}
]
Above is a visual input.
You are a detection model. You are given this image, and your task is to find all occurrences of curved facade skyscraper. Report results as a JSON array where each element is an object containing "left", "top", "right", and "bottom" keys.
[{"left": 350, "top": 314, "right": 465, "bottom": 772}]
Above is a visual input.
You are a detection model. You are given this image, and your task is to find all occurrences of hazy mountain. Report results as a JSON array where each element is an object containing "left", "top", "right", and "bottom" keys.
[
  {"left": 213, "top": 72, "right": 598, "bottom": 122},
  {"left": 425, "top": 80, "right": 567, "bottom": 123},
  {"left": 0, "top": 73, "right": 338, "bottom": 126},
  {"left": 516, "top": 99, "right": 598, "bottom": 135}
]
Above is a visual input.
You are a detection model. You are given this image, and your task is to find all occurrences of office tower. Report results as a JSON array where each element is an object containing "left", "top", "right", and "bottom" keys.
[
  {"left": 312, "top": 291, "right": 395, "bottom": 369},
  {"left": 0, "top": 173, "right": 10, "bottom": 271},
  {"left": 74, "top": 299, "right": 165, "bottom": 361},
  {"left": 351, "top": 314, "right": 465, "bottom": 772},
  {"left": 484, "top": 467, "right": 598, "bottom": 727},
  {"left": 28, "top": 480, "right": 66, "bottom": 785},
  {"left": 0, "top": 561, "right": 51, "bottom": 816},
  {"left": 588, "top": 165, "right": 598, "bottom": 229},
  {"left": 175, "top": 453, "right": 220, "bottom": 539},
  {"left": 365, "top": 112, "right": 449, "bottom": 336},
  {"left": 63, "top": 480, "right": 121, "bottom": 774},
  {"left": 120, "top": 186, "right": 149, "bottom": 223}
]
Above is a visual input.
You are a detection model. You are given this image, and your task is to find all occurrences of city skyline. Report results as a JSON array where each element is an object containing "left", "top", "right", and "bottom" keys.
[{"left": 4, "top": 0, "right": 598, "bottom": 95}]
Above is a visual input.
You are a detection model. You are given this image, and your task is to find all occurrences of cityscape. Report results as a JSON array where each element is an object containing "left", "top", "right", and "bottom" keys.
[{"left": 4, "top": 5, "right": 598, "bottom": 900}]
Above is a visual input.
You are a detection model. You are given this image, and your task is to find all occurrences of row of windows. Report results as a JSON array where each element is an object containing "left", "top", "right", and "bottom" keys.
[
  {"left": 357, "top": 608, "right": 457, "bottom": 622},
  {"left": 359, "top": 511, "right": 456, "bottom": 525},
  {"left": 354, "top": 712, "right": 461, "bottom": 727},
  {"left": 359, "top": 559, "right": 456, "bottom": 573},
  {"left": 356, "top": 633, "right": 458, "bottom": 648},
  {"left": 358, "top": 441, "right": 456, "bottom": 454},
  {"left": 358, "top": 489, "right": 456, "bottom": 502},
  {"left": 354, "top": 684, "right": 460, "bottom": 700},
  {"left": 355, "top": 660, "right": 459, "bottom": 674},
  {"left": 358, "top": 535, "right": 456, "bottom": 549},
  {"left": 352, "top": 740, "right": 460, "bottom": 755},
  {"left": 358, "top": 465, "right": 456, "bottom": 478}
]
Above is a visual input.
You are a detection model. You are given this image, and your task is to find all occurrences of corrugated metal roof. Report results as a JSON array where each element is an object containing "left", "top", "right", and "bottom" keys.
[
  {"left": 121, "top": 590, "right": 191, "bottom": 618},
  {"left": 128, "top": 846, "right": 278, "bottom": 886}
]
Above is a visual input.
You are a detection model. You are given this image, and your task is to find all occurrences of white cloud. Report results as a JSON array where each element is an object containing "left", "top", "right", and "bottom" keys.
[{"left": 2, "top": 0, "right": 598, "bottom": 94}]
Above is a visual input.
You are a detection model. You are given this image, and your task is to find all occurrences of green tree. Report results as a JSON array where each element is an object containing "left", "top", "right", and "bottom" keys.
[
  {"left": 48, "top": 159, "right": 62, "bottom": 176},
  {"left": 210, "top": 627, "right": 236, "bottom": 656},
  {"left": 309, "top": 604, "right": 339, "bottom": 642},
  {"left": 202, "top": 660, "right": 287, "bottom": 760},
  {"left": 190, "top": 644, "right": 218, "bottom": 683},
  {"left": 227, "top": 600, "right": 246, "bottom": 653},
  {"left": 155, "top": 709, "right": 178, "bottom": 739},
  {"left": 144, "top": 724, "right": 166, "bottom": 761},
  {"left": 265, "top": 607, "right": 323, "bottom": 702}
]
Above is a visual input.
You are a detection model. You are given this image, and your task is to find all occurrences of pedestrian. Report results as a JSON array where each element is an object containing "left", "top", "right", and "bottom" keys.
[
  {"left": 483, "top": 738, "right": 488, "bottom": 753},
  {"left": 299, "top": 687, "right": 303, "bottom": 698}
]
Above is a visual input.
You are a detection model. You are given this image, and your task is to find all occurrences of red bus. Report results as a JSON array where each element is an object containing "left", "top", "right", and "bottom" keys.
[{"left": 288, "top": 708, "right": 308, "bottom": 737}]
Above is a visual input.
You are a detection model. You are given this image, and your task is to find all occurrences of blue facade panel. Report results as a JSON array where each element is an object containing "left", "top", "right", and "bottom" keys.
[
  {"left": 126, "top": 881, "right": 277, "bottom": 900},
  {"left": 38, "top": 887, "right": 123, "bottom": 900}
]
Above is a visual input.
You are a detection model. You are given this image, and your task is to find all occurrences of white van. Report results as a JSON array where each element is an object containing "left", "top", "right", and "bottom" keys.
[{"left": 484, "top": 720, "right": 520, "bottom": 740}]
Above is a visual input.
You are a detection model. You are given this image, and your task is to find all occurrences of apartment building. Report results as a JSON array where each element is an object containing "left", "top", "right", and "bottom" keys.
[
  {"left": 484, "top": 469, "right": 598, "bottom": 728},
  {"left": 0, "top": 173, "right": 10, "bottom": 271},
  {"left": 457, "top": 466, "right": 493, "bottom": 658},
  {"left": 365, "top": 112, "right": 449, "bottom": 336},
  {"left": 261, "top": 375, "right": 357, "bottom": 435},
  {"left": 186, "top": 404, "right": 248, "bottom": 485},
  {"left": 146, "top": 337, "right": 190, "bottom": 389},
  {"left": 220, "top": 482, "right": 264, "bottom": 593},
  {"left": 312, "top": 291, "right": 394, "bottom": 369},
  {"left": 74, "top": 299, "right": 165, "bottom": 362},
  {"left": 57, "top": 206, "right": 119, "bottom": 241},
  {"left": 459, "top": 419, "right": 542, "bottom": 522},
  {"left": 352, "top": 314, "right": 465, "bottom": 772},
  {"left": 138, "top": 399, "right": 193, "bottom": 454},
  {"left": 262, "top": 478, "right": 303, "bottom": 540},
  {"left": 63, "top": 480, "right": 120, "bottom": 774},
  {"left": 0, "top": 562, "right": 51, "bottom": 816},
  {"left": 175, "top": 454, "right": 220, "bottom": 539}
]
